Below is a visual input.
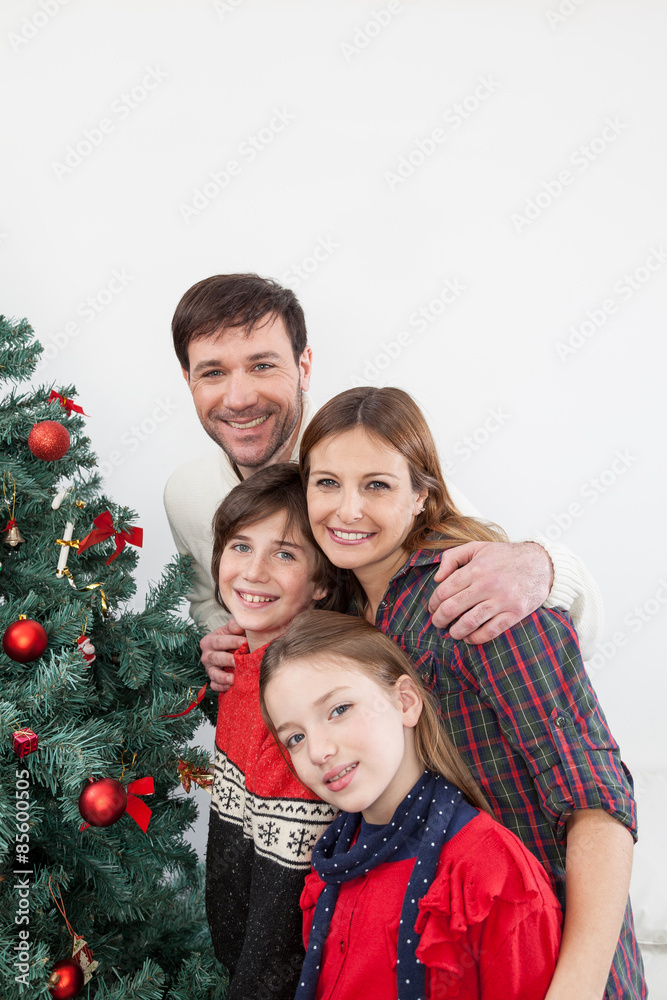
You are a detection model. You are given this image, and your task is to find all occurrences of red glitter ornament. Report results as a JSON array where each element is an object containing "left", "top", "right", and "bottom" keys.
[
  {"left": 78, "top": 777, "right": 127, "bottom": 827},
  {"left": 48, "top": 957, "right": 84, "bottom": 999},
  {"left": 2, "top": 619, "right": 48, "bottom": 662},
  {"left": 28, "top": 420, "right": 70, "bottom": 461}
]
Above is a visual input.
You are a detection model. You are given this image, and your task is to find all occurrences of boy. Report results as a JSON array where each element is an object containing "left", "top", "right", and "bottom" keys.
[{"left": 206, "top": 463, "right": 345, "bottom": 1000}]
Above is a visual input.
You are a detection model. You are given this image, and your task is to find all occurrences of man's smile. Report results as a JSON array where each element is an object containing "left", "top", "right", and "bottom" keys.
[{"left": 225, "top": 415, "right": 271, "bottom": 429}]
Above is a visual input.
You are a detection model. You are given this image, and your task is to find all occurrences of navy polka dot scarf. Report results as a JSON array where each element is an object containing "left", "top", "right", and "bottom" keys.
[{"left": 296, "top": 770, "right": 463, "bottom": 1000}]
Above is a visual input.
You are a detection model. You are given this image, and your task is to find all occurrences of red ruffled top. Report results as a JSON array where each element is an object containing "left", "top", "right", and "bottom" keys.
[{"left": 301, "top": 811, "right": 562, "bottom": 1000}]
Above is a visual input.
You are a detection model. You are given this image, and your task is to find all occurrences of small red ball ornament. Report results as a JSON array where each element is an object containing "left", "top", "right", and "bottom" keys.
[
  {"left": 2, "top": 619, "right": 48, "bottom": 662},
  {"left": 48, "top": 957, "right": 84, "bottom": 999},
  {"left": 78, "top": 777, "right": 127, "bottom": 827},
  {"left": 28, "top": 420, "right": 70, "bottom": 461}
]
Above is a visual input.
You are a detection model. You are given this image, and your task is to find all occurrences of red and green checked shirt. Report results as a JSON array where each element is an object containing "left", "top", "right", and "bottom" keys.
[{"left": 357, "top": 547, "right": 645, "bottom": 1000}]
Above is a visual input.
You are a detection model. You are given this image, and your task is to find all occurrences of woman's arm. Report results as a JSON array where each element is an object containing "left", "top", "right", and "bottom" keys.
[{"left": 545, "top": 809, "right": 634, "bottom": 1000}]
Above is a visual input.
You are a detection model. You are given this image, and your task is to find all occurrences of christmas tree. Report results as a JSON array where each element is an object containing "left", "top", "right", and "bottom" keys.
[{"left": 0, "top": 316, "right": 228, "bottom": 999}]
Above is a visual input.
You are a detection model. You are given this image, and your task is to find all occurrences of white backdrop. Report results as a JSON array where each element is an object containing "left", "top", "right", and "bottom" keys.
[{"left": 2, "top": 0, "right": 665, "bottom": 989}]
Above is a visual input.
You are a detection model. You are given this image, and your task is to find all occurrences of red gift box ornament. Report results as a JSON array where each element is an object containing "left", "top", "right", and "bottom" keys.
[
  {"left": 12, "top": 728, "right": 38, "bottom": 757},
  {"left": 76, "top": 511, "right": 143, "bottom": 565},
  {"left": 49, "top": 390, "right": 89, "bottom": 417}
]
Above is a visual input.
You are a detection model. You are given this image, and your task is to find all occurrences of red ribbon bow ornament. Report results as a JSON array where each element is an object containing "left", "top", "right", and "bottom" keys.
[
  {"left": 77, "top": 511, "right": 143, "bottom": 564},
  {"left": 49, "top": 390, "right": 89, "bottom": 416}
]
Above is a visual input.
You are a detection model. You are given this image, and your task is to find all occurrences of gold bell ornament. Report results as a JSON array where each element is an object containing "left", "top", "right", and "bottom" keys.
[{"left": 4, "top": 521, "right": 25, "bottom": 548}]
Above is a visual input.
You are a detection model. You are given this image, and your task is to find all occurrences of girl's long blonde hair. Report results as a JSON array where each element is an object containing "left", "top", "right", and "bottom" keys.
[{"left": 259, "top": 610, "right": 492, "bottom": 815}]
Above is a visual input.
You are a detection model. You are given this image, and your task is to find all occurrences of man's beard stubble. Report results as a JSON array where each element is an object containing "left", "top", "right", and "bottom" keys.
[{"left": 203, "top": 377, "right": 303, "bottom": 471}]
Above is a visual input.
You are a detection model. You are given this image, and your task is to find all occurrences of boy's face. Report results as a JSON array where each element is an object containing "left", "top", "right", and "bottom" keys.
[{"left": 218, "top": 510, "right": 327, "bottom": 651}]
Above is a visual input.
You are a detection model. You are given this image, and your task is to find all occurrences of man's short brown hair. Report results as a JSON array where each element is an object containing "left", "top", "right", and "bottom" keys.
[{"left": 172, "top": 273, "right": 307, "bottom": 372}]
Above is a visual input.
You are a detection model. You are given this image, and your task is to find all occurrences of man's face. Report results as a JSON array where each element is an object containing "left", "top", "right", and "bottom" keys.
[{"left": 184, "top": 315, "right": 312, "bottom": 473}]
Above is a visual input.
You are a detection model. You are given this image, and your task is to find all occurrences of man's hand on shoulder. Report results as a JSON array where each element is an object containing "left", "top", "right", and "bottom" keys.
[
  {"left": 428, "top": 541, "right": 555, "bottom": 642},
  {"left": 201, "top": 618, "right": 247, "bottom": 692}
]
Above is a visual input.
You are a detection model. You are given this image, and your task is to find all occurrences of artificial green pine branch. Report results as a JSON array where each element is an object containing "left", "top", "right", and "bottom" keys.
[{"left": 0, "top": 316, "right": 224, "bottom": 998}]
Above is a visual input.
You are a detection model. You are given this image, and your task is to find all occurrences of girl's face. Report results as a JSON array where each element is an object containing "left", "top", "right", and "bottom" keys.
[
  {"left": 218, "top": 510, "right": 327, "bottom": 651},
  {"left": 305, "top": 427, "right": 427, "bottom": 583},
  {"left": 264, "top": 656, "right": 423, "bottom": 825}
]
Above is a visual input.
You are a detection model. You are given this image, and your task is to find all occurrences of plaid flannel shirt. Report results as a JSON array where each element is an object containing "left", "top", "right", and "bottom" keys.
[{"left": 357, "top": 547, "right": 645, "bottom": 999}]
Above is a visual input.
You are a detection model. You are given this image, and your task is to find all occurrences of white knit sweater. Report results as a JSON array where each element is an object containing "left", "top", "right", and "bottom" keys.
[{"left": 164, "top": 394, "right": 602, "bottom": 659}]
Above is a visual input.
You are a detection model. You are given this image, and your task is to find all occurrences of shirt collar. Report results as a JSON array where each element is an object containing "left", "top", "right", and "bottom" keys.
[
  {"left": 349, "top": 546, "right": 442, "bottom": 616},
  {"left": 388, "top": 545, "right": 443, "bottom": 585}
]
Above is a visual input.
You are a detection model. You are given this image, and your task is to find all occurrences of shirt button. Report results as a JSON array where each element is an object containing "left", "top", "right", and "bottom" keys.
[
  {"left": 378, "top": 600, "right": 388, "bottom": 609},
  {"left": 340, "top": 939, "right": 346, "bottom": 953},
  {"left": 555, "top": 715, "right": 567, "bottom": 728}
]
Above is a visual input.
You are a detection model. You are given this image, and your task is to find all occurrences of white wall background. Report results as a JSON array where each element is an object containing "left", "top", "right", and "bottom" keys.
[{"left": 2, "top": 0, "right": 665, "bottom": 990}]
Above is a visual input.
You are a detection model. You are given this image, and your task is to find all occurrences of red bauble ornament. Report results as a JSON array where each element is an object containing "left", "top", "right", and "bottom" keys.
[
  {"left": 28, "top": 420, "right": 70, "bottom": 461},
  {"left": 78, "top": 777, "right": 127, "bottom": 827},
  {"left": 2, "top": 619, "right": 48, "bottom": 662},
  {"left": 48, "top": 957, "right": 84, "bottom": 999}
]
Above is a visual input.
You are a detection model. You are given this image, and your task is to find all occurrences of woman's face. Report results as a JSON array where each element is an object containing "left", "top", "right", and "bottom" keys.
[{"left": 305, "top": 427, "right": 428, "bottom": 583}]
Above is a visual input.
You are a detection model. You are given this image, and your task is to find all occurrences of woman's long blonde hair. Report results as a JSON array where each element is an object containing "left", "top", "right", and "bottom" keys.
[
  {"left": 299, "top": 386, "right": 507, "bottom": 552},
  {"left": 259, "top": 610, "right": 492, "bottom": 814}
]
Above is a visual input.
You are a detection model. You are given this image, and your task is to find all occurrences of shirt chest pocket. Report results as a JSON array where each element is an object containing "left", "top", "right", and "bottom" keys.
[{"left": 389, "top": 632, "right": 439, "bottom": 695}]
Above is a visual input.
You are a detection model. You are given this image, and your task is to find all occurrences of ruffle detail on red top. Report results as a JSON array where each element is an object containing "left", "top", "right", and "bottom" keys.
[{"left": 414, "top": 812, "right": 557, "bottom": 997}]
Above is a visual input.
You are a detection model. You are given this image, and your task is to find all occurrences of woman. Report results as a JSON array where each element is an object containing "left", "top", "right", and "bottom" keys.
[{"left": 299, "top": 385, "right": 644, "bottom": 1000}]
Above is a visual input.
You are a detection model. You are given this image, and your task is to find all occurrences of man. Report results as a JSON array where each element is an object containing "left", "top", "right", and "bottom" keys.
[{"left": 165, "top": 273, "right": 601, "bottom": 687}]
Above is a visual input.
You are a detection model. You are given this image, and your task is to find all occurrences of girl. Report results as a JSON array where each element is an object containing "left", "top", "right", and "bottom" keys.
[
  {"left": 260, "top": 610, "right": 563, "bottom": 1000},
  {"left": 205, "top": 463, "right": 347, "bottom": 1000}
]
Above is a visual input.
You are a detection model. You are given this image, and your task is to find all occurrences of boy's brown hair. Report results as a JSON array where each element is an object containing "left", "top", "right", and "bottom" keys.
[{"left": 211, "top": 463, "right": 349, "bottom": 613}]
